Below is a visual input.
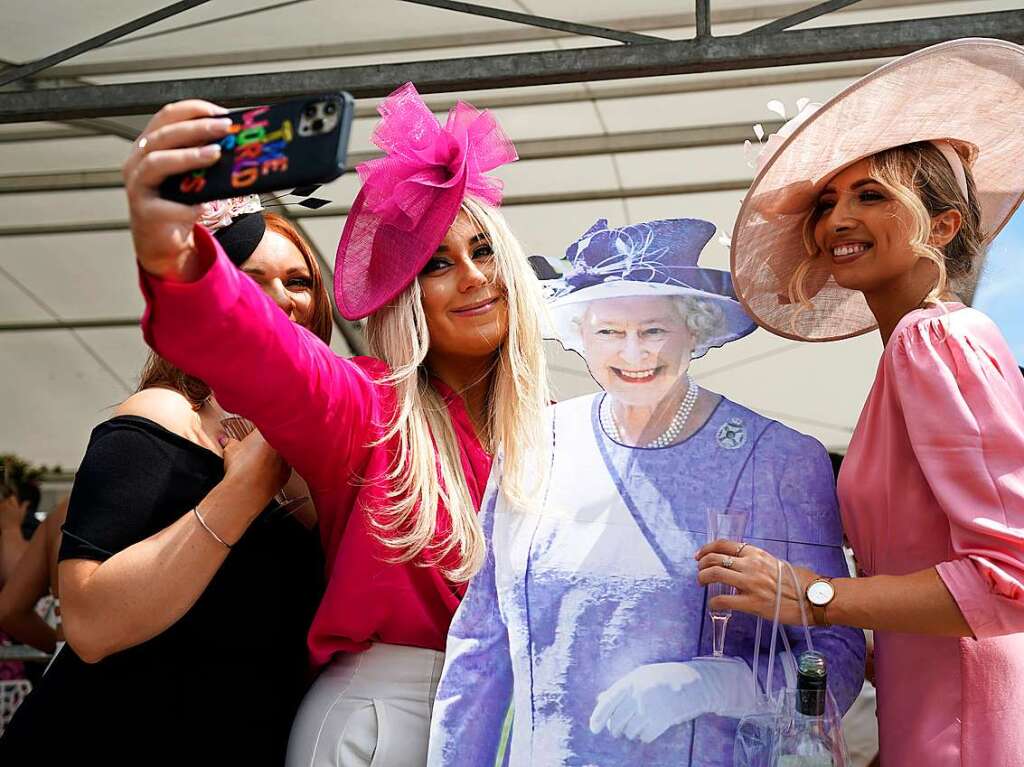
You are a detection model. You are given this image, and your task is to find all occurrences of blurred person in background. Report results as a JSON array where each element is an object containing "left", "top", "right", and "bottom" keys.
[
  {"left": 0, "top": 458, "right": 43, "bottom": 685},
  {"left": 0, "top": 457, "right": 41, "bottom": 583},
  {"left": 0, "top": 498, "right": 67, "bottom": 655}
]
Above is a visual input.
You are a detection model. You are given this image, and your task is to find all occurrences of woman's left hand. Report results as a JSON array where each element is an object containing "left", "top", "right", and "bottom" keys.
[{"left": 695, "top": 539, "right": 817, "bottom": 626}]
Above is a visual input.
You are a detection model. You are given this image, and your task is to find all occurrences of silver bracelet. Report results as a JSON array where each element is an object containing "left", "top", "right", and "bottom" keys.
[{"left": 193, "top": 506, "right": 232, "bottom": 549}]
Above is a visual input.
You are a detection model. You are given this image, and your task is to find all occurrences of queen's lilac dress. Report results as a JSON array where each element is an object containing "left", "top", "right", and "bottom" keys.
[{"left": 428, "top": 391, "right": 865, "bottom": 766}]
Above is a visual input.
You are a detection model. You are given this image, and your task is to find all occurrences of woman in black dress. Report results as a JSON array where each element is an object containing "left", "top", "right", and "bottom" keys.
[{"left": 0, "top": 204, "right": 329, "bottom": 765}]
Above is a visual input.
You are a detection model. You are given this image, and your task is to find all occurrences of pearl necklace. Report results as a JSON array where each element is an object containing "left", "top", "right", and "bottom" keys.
[{"left": 601, "top": 377, "right": 699, "bottom": 449}]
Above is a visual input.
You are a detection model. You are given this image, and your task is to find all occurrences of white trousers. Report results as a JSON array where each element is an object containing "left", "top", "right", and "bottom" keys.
[{"left": 286, "top": 643, "right": 445, "bottom": 767}]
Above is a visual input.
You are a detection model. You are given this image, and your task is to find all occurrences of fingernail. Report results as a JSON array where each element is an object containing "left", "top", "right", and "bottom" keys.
[
  {"left": 214, "top": 117, "right": 233, "bottom": 130},
  {"left": 200, "top": 143, "right": 222, "bottom": 159},
  {"left": 218, "top": 435, "right": 229, "bottom": 448},
  {"left": 210, "top": 105, "right": 229, "bottom": 115}
]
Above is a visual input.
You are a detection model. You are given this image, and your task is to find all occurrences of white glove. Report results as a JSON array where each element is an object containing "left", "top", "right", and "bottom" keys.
[{"left": 588, "top": 657, "right": 755, "bottom": 744}]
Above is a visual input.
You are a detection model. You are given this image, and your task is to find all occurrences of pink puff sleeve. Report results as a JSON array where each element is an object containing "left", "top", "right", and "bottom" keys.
[
  {"left": 890, "top": 310, "right": 1024, "bottom": 639},
  {"left": 139, "top": 224, "right": 386, "bottom": 495}
]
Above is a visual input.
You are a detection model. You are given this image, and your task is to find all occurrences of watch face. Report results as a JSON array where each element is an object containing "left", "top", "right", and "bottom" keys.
[{"left": 807, "top": 580, "right": 835, "bottom": 606}]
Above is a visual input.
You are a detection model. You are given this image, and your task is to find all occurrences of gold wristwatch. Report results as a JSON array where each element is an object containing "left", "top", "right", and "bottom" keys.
[{"left": 805, "top": 577, "right": 836, "bottom": 627}]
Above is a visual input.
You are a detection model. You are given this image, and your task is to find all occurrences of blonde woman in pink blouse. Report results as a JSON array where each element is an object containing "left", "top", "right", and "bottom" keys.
[
  {"left": 121, "top": 84, "right": 550, "bottom": 766},
  {"left": 698, "top": 40, "right": 1024, "bottom": 766}
]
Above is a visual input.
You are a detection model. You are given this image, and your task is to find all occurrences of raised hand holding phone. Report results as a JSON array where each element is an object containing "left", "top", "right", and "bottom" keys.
[
  {"left": 122, "top": 99, "right": 232, "bottom": 282},
  {"left": 124, "top": 94, "right": 353, "bottom": 282},
  {"left": 159, "top": 95, "right": 352, "bottom": 205}
]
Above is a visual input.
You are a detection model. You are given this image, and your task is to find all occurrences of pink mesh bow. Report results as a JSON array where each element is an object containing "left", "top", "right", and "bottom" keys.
[{"left": 334, "top": 82, "right": 518, "bottom": 320}]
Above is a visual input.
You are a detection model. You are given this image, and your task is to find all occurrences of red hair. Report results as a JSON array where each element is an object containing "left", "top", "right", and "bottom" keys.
[{"left": 138, "top": 211, "right": 333, "bottom": 407}]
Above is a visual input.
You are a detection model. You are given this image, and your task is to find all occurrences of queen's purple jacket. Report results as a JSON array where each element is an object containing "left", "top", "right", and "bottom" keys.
[{"left": 428, "top": 392, "right": 865, "bottom": 766}]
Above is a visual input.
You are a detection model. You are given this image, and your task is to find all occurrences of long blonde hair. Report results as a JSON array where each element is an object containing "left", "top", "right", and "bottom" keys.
[
  {"left": 364, "top": 196, "right": 550, "bottom": 582},
  {"left": 789, "top": 141, "right": 984, "bottom": 312}
]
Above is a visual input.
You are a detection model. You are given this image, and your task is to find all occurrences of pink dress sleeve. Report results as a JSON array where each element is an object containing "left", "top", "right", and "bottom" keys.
[
  {"left": 890, "top": 312, "right": 1024, "bottom": 639},
  {"left": 138, "top": 224, "right": 385, "bottom": 495}
]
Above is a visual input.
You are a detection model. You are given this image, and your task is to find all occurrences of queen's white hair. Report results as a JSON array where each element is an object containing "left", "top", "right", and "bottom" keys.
[{"left": 561, "top": 292, "right": 727, "bottom": 359}]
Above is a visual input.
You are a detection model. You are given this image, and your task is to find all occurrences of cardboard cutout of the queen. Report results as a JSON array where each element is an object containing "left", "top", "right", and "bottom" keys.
[{"left": 428, "top": 219, "right": 865, "bottom": 766}]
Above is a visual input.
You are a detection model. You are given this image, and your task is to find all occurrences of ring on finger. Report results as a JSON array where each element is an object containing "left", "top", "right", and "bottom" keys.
[
  {"left": 722, "top": 556, "right": 735, "bottom": 569},
  {"left": 736, "top": 542, "right": 748, "bottom": 556}
]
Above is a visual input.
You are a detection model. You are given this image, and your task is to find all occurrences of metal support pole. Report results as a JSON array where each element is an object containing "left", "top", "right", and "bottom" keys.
[
  {"left": 696, "top": 0, "right": 712, "bottom": 38},
  {"left": 743, "top": 0, "right": 863, "bottom": 36},
  {"left": 397, "top": 0, "right": 665, "bottom": 45},
  {"left": 0, "top": 318, "right": 141, "bottom": 332}
]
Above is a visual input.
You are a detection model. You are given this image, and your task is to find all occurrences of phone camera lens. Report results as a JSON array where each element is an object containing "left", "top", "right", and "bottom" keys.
[
  {"left": 312, "top": 118, "right": 324, "bottom": 133},
  {"left": 304, "top": 105, "right": 317, "bottom": 118},
  {"left": 324, "top": 102, "right": 337, "bottom": 115}
]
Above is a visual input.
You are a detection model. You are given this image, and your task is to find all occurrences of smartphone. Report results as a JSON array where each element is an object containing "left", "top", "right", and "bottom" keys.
[{"left": 159, "top": 92, "right": 354, "bottom": 204}]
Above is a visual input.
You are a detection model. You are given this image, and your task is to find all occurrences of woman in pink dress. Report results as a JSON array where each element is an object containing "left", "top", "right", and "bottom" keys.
[{"left": 698, "top": 39, "right": 1024, "bottom": 766}]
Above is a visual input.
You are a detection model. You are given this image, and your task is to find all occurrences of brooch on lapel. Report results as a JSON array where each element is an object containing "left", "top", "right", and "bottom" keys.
[{"left": 716, "top": 418, "right": 747, "bottom": 450}]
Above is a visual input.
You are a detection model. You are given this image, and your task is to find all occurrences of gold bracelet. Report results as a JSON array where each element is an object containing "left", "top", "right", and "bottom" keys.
[{"left": 193, "top": 506, "right": 232, "bottom": 549}]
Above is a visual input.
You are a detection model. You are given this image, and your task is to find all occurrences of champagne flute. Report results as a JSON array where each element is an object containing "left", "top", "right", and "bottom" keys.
[
  {"left": 706, "top": 508, "right": 750, "bottom": 658},
  {"left": 220, "top": 414, "right": 310, "bottom": 516}
]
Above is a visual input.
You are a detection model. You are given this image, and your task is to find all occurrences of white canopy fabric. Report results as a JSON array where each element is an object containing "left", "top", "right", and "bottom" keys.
[{"left": 1, "top": 0, "right": 1015, "bottom": 469}]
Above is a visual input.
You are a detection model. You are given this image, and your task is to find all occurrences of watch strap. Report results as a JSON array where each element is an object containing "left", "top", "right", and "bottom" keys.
[{"left": 807, "top": 577, "right": 834, "bottom": 628}]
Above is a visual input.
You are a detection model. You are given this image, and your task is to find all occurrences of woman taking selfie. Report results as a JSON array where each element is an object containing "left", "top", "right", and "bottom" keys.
[
  {"left": 699, "top": 39, "right": 1024, "bottom": 766},
  {"left": 0, "top": 200, "right": 329, "bottom": 765},
  {"left": 125, "top": 83, "right": 549, "bottom": 766}
]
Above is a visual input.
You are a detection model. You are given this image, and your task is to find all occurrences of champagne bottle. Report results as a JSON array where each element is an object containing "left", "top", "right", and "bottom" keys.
[{"left": 776, "top": 651, "right": 835, "bottom": 767}]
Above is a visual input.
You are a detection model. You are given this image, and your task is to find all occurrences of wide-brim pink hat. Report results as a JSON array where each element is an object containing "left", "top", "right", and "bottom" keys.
[
  {"left": 730, "top": 38, "right": 1024, "bottom": 342},
  {"left": 334, "top": 83, "right": 518, "bottom": 320}
]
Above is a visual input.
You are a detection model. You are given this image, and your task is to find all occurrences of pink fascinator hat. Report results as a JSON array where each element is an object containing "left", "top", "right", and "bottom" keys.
[
  {"left": 334, "top": 82, "right": 518, "bottom": 320},
  {"left": 730, "top": 38, "right": 1024, "bottom": 342}
]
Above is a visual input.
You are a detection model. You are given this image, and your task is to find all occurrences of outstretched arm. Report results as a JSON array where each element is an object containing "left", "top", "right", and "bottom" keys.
[{"left": 125, "top": 100, "right": 381, "bottom": 492}]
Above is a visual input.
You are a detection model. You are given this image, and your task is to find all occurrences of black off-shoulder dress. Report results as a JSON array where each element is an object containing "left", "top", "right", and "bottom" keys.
[{"left": 0, "top": 416, "right": 324, "bottom": 766}]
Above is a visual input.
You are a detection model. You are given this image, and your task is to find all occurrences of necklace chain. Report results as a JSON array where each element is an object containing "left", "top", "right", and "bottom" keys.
[{"left": 601, "top": 377, "right": 699, "bottom": 449}]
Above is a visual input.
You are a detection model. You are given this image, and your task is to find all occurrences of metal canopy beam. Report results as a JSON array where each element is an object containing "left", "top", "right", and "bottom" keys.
[
  {"left": 397, "top": 0, "right": 665, "bottom": 45},
  {"left": 744, "top": 0, "right": 864, "bottom": 36},
  {"left": 0, "top": 56, "right": 147, "bottom": 143},
  {"left": 1, "top": 11, "right": 1019, "bottom": 124},
  {"left": 34, "top": 0, "right": 936, "bottom": 79},
  {"left": 0, "top": 59, "right": 873, "bottom": 133},
  {"left": 0, "top": 0, "right": 213, "bottom": 88},
  {"left": 0, "top": 318, "right": 140, "bottom": 333},
  {"left": 103, "top": 0, "right": 313, "bottom": 49}
]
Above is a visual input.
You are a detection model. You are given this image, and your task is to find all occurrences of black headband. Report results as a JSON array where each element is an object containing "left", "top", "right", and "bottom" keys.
[{"left": 214, "top": 212, "right": 267, "bottom": 267}]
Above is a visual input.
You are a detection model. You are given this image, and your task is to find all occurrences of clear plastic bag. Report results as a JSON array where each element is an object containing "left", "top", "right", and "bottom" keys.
[{"left": 733, "top": 561, "right": 849, "bottom": 767}]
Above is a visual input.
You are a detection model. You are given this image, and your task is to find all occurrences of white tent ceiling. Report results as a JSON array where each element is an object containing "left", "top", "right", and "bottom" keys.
[{"left": 1, "top": 0, "right": 1017, "bottom": 469}]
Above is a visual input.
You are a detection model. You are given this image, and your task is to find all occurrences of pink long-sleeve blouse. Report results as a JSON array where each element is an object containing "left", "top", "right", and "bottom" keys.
[
  {"left": 139, "top": 225, "right": 492, "bottom": 668},
  {"left": 838, "top": 303, "right": 1024, "bottom": 767}
]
